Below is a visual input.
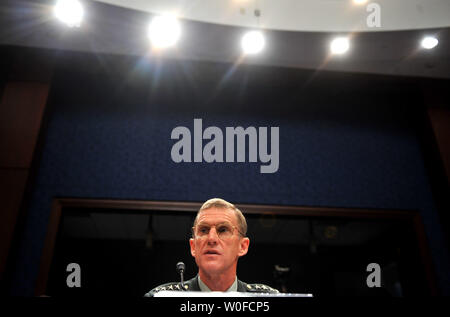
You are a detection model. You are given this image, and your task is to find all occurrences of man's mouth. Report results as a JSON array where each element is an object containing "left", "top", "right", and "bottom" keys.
[{"left": 204, "top": 250, "right": 220, "bottom": 255}]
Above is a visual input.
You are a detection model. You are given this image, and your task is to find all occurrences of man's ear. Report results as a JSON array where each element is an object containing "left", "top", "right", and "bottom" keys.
[
  {"left": 189, "top": 238, "right": 196, "bottom": 257},
  {"left": 238, "top": 237, "right": 250, "bottom": 257}
]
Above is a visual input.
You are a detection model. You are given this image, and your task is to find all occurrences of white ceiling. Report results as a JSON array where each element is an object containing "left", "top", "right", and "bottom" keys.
[
  {"left": 1, "top": 0, "right": 449, "bottom": 78},
  {"left": 94, "top": 0, "right": 450, "bottom": 32}
]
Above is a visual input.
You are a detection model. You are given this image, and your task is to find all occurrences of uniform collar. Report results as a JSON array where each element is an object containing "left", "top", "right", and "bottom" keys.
[{"left": 197, "top": 275, "right": 238, "bottom": 292}]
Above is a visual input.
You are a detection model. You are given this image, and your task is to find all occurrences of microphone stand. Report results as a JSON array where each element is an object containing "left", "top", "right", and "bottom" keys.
[{"left": 176, "top": 262, "right": 185, "bottom": 287}]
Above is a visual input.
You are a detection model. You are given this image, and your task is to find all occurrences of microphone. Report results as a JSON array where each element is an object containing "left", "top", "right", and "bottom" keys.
[{"left": 176, "top": 262, "right": 185, "bottom": 286}]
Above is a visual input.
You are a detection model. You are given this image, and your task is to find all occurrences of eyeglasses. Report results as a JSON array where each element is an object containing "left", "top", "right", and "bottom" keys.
[{"left": 192, "top": 222, "right": 244, "bottom": 240}]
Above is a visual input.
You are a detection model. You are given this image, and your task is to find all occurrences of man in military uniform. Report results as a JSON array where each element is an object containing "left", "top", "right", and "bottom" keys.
[{"left": 145, "top": 198, "right": 279, "bottom": 296}]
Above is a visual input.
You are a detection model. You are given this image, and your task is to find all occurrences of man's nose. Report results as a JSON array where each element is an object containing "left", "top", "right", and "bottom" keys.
[{"left": 207, "top": 227, "right": 219, "bottom": 242}]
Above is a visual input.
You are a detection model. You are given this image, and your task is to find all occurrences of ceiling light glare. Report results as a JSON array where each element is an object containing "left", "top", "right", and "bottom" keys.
[
  {"left": 241, "top": 30, "right": 265, "bottom": 55},
  {"left": 148, "top": 15, "right": 181, "bottom": 49},
  {"left": 421, "top": 36, "right": 438, "bottom": 50},
  {"left": 353, "top": 0, "right": 368, "bottom": 5},
  {"left": 330, "top": 37, "right": 350, "bottom": 55},
  {"left": 54, "top": 0, "right": 84, "bottom": 27}
]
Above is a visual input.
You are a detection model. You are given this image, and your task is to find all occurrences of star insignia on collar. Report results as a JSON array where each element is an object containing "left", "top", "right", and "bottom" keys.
[
  {"left": 246, "top": 284, "right": 252, "bottom": 289},
  {"left": 168, "top": 285, "right": 173, "bottom": 290}
]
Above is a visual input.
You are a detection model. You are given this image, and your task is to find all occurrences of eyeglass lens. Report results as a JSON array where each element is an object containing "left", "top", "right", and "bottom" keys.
[{"left": 195, "top": 223, "right": 235, "bottom": 239}]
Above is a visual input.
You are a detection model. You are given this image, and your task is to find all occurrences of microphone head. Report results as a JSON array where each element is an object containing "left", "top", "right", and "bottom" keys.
[{"left": 176, "top": 262, "right": 185, "bottom": 273}]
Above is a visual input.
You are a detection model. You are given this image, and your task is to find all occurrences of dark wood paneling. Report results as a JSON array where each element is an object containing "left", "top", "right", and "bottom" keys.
[
  {"left": 35, "top": 200, "right": 62, "bottom": 296},
  {"left": 428, "top": 108, "right": 450, "bottom": 181},
  {"left": 0, "top": 50, "right": 52, "bottom": 286},
  {"left": 413, "top": 213, "right": 439, "bottom": 295},
  {"left": 419, "top": 83, "right": 450, "bottom": 282},
  {"left": 0, "top": 169, "right": 29, "bottom": 279},
  {"left": 0, "top": 81, "right": 49, "bottom": 168}
]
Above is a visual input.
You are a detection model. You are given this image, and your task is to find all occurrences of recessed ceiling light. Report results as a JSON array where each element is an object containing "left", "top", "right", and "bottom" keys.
[
  {"left": 148, "top": 15, "right": 181, "bottom": 49},
  {"left": 241, "top": 30, "right": 265, "bottom": 55},
  {"left": 54, "top": 0, "right": 84, "bottom": 27},
  {"left": 330, "top": 37, "right": 350, "bottom": 55},
  {"left": 421, "top": 36, "right": 438, "bottom": 50}
]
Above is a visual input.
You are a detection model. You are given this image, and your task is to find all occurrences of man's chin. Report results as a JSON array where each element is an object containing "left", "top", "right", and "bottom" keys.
[{"left": 200, "top": 260, "right": 224, "bottom": 273}]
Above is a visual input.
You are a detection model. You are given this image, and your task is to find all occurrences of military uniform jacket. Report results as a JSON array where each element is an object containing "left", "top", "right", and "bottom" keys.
[{"left": 144, "top": 275, "right": 279, "bottom": 297}]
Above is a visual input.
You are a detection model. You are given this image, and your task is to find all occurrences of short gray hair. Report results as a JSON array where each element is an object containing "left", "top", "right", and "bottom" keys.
[{"left": 193, "top": 198, "right": 247, "bottom": 237}]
